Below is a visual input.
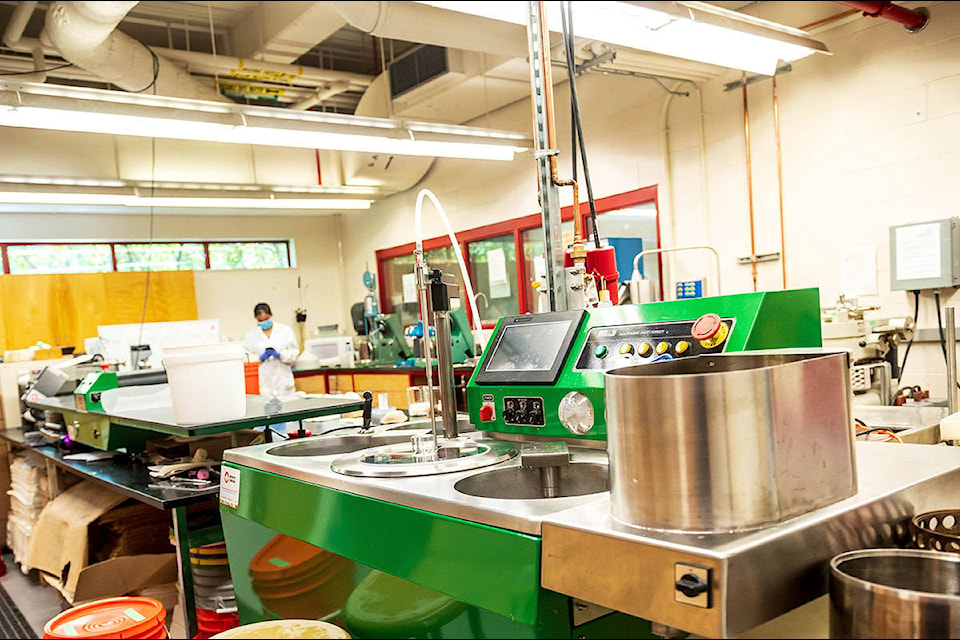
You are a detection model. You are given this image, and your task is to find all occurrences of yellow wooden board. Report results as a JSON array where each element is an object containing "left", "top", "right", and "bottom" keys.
[{"left": 0, "top": 271, "right": 198, "bottom": 353}]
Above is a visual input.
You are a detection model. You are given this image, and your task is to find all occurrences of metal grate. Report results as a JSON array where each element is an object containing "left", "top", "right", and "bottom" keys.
[
  {"left": 0, "top": 579, "right": 39, "bottom": 639},
  {"left": 389, "top": 45, "right": 448, "bottom": 98}
]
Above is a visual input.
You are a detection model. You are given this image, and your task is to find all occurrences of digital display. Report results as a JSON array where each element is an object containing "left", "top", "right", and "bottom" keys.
[{"left": 485, "top": 321, "right": 572, "bottom": 372}]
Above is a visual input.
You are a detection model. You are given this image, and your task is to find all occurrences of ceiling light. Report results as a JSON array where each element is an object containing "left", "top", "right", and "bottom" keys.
[
  {"left": 0, "top": 191, "right": 372, "bottom": 210},
  {"left": 419, "top": 1, "right": 830, "bottom": 76},
  {"left": 0, "top": 82, "right": 531, "bottom": 161}
]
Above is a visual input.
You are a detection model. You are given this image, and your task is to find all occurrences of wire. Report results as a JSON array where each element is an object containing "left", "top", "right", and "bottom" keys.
[
  {"left": 897, "top": 289, "right": 920, "bottom": 382},
  {"left": 129, "top": 44, "right": 160, "bottom": 93},
  {"left": 0, "top": 62, "right": 73, "bottom": 76},
  {"left": 559, "top": 1, "right": 601, "bottom": 248},
  {"left": 137, "top": 72, "right": 160, "bottom": 349},
  {"left": 855, "top": 426, "right": 904, "bottom": 443}
]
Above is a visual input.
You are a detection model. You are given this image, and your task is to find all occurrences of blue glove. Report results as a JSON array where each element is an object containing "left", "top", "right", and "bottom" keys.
[{"left": 260, "top": 347, "right": 281, "bottom": 362}]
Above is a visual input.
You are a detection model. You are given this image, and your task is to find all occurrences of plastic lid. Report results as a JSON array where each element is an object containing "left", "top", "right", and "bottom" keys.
[
  {"left": 209, "top": 620, "right": 349, "bottom": 639},
  {"left": 691, "top": 313, "right": 722, "bottom": 341},
  {"left": 44, "top": 597, "right": 165, "bottom": 639},
  {"left": 163, "top": 343, "right": 245, "bottom": 368}
]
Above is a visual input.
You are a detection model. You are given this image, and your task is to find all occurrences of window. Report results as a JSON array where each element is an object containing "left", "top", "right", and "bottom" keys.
[
  {"left": 380, "top": 246, "right": 466, "bottom": 328},
  {"left": 116, "top": 243, "right": 206, "bottom": 272},
  {"left": 6, "top": 244, "right": 113, "bottom": 274},
  {"left": 376, "top": 187, "right": 660, "bottom": 329},
  {"left": 0, "top": 240, "right": 294, "bottom": 275},
  {"left": 209, "top": 242, "right": 290, "bottom": 270}
]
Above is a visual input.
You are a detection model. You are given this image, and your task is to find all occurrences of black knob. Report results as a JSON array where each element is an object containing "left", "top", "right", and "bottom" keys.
[
  {"left": 362, "top": 391, "right": 374, "bottom": 430},
  {"left": 675, "top": 573, "right": 708, "bottom": 598}
]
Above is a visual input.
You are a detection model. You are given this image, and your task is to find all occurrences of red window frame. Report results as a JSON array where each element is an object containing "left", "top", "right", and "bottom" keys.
[
  {"left": 0, "top": 239, "right": 295, "bottom": 274},
  {"left": 375, "top": 185, "right": 659, "bottom": 328}
]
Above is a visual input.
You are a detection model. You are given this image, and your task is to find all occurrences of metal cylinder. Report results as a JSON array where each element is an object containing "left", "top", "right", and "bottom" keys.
[
  {"left": 830, "top": 549, "right": 960, "bottom": 638},
  {"left": 433, "top": 310, "right": 458, "bottom": 440},
  {"left": 604, "top": 351, "right": 857, "bottom": 532}
]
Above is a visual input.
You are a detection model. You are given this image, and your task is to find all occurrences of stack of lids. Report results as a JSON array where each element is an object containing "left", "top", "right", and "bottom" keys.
[
  {"left": 191, "top": 542, "right": 238, "bottom": 639},
  {"left": 44, "top": 597, "right": 167, "bottom": 639},
  {"left": 249, "top": 535, "right": 353, "bottom": 621}
]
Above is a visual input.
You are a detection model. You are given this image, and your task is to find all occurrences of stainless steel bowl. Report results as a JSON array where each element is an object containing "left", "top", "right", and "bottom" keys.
[
  {"left": 605, "top": 351, "right": 856, "bottom": 532},
  {"left": 830, "top": 548, "right": 960, "bottom": 638}
]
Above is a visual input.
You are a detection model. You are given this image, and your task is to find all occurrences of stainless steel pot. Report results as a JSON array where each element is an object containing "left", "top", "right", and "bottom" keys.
[
  {"left": 830, "top": 548, "right": 960, "bottom": 638},
  {"left": 605, "top": 351, "right": 856, "bottom": 532}
]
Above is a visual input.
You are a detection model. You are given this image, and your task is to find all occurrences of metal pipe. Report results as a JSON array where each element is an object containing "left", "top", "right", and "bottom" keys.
[
  {"left": 3, "top": 1, "right": 47, "bottom": 82},
  {"left": 835, "top": 1, "right": 929, "bottom": 31},
  {"left": 433, "top": 310, "right": 459, "bottom": 440},
  {"left": 741, "top": 72, "right": 758, "bottom": 292},
  {"left": 947, "top": 307, "right": 957, "bottom": 414},
  {"left": 631, "top": 246, "right": 722, "bottom": 298},
  {"left": 414, "top": 255, "right": 440, "bottom": 452},
  {"left": 773, "top": 73, "right": 787, "bottom": 290}
]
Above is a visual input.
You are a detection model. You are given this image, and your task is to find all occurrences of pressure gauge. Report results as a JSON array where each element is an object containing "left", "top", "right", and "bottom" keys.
[{"left": 558, "top": 391, "right": 595, "bottom": 436}]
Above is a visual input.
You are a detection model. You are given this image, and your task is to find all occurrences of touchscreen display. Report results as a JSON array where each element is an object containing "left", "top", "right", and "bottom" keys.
[{"left": 485, "top": 321, "right": 572, "bottom": 371}]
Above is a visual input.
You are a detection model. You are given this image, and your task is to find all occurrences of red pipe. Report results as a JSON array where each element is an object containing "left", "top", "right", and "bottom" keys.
[{"left": 835, "top": 1, "right": 928, "bottom": 31}]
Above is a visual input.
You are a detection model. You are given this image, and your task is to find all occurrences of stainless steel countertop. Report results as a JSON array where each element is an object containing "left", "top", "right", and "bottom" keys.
[{"left": 224, "top": 423, "right": 608, "bottom": 536}]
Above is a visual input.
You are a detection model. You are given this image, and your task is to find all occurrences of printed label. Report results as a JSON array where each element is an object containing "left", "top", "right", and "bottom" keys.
[{"left": 219, "top": 467, "right": 241, "bottom": 509}]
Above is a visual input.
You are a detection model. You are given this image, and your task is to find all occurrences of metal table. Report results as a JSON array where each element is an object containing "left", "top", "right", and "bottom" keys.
[{"left": 10, "top": 393, "right": 364, "bottom": 637}]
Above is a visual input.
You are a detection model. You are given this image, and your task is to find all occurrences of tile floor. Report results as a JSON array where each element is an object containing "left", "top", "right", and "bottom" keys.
[{"left": 0, "top": 553, "right": 67, "bottom": 637}]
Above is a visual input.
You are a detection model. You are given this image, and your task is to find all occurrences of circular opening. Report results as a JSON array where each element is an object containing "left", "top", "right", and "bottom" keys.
[
  {"left": 833, "top": 551, "right": 960, "bottom": 597},
  {"left": 454, "top": 462, "right": 609, "bottom": 500}
]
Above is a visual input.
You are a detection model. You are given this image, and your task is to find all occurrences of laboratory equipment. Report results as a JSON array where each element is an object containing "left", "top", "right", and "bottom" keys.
[{"left": 302, "top": 336, "right": 354, "bottom": 368}]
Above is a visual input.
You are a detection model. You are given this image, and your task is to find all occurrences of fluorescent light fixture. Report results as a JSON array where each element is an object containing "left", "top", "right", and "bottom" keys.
[
  {"left": 0, "top": 82, "right": 531, "bottom": 161},
  {"left": 0, "top": 191, "right": 372, "bottom": 210},
  {"left": 419, "top": 1, "right": 830, "bottom": 76}
]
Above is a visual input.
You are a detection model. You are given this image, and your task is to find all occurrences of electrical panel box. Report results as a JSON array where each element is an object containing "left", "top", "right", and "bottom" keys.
[{"left": 890, "top": 218, "right": 960, "bottom": 291}]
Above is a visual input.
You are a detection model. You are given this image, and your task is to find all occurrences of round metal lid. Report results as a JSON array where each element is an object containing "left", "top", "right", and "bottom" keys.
[{"left": 331, "top": 438, "right": 517, "bottom": 478}]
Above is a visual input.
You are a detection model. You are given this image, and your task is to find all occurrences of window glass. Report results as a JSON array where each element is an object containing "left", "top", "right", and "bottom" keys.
[
  {"left": 381, "top": 246, "right": 467, "bottom": 329},
  {"left": 116, "top": 243, "right": 206, "bottom": 272},
  {"left": 209, "top": 242, "right": 290, "bottom": 270},
  {"left": 521, "top": 221, "right": 574, "bottom": 314},
  {"left": 593, "top": 203, "right": 660, "bottom": 301},
  {"left": 467, "top": 234, "right": 518, "bottom": 324},
  {"left": 7, "top": 244, "right": 113, "bottom": 274}
]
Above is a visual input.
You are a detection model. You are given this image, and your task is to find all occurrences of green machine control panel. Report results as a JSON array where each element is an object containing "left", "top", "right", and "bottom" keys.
[{"left": 466, "top": 288, "right": 823, "bottom": 441}]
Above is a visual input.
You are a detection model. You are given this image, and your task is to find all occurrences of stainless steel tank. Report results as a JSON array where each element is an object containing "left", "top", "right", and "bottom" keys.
[
  {"left": 605, "top": 351, "right": 856, "bottom": 532},
  {"left": 830, "top": 549, "right": 960, "bottom": 638}
]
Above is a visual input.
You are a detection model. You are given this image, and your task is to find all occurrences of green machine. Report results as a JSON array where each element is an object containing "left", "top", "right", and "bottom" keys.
[
  {"left": 220, "top": 289, "right": 821, "bottom": 639},
  {"left": 369, "top": 307, "right": 475, "bottom": 366}
]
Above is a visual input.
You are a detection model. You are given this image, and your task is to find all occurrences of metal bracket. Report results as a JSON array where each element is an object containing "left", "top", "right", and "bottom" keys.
[
  {"left": 574, "top": 49, "right": 616, "bottom": 75},
  {"left": 723, "top": 64, "right": 792, "bottom": 91},
  {"left": 531, "top": 148, "right": 560, "bottom": 159},
  {"left": 737, "top": 252, "right": 781, "bottom": 265}
]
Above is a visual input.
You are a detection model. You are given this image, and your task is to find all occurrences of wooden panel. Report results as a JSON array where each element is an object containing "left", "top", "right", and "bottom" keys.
[
  {"left": 294, "top": 373, "right": 328, "bottom": 394},
  {"left": 353, "top": 373, "right": 414, "bottom": 410},
  {"left": 0, "top": 271, "right": 197, "bottom": 353},
  {"left": 326, "top": 374, "right": 354, "bottom": 393}
]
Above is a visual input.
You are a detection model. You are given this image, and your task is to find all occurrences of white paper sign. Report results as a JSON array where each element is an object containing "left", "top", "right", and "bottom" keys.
[
  {"left": 896, "top": 222, "right": 941, "bottom": 281},
  {"left": 402, "top": 272, "right": 419, "bottom": 304},
  {"left": 487, "top": 248, "right": 511, "bottom": 298},
  {"left": 219, "top": 466, "right": 241, "bottom": 508},
  {"left": 840, "top": 245, "right": 878, "bottom": 297}
]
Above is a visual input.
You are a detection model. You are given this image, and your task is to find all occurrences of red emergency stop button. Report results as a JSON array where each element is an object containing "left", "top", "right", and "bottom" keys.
[
  {"left": 691, "top": 313, "right": 722, "bottom": 341},
  {"left": 479, "top": 404, "right": 495, "bottom": 422}
]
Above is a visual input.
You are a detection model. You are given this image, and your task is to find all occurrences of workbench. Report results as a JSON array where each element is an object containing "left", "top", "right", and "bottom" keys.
[{"left": 10, "top": 393, "right": 364, "bottom": 637}]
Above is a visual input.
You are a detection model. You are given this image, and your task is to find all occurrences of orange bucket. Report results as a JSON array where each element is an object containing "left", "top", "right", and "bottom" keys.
[
  {"left": 44, "top": 597, "right": 167, "bottom": 639},
  {"left": 244, "top": 362, "right": 260, "bottom": 395}
]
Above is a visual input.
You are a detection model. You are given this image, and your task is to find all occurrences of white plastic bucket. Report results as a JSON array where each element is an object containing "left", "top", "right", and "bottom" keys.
[{"left": 163, "top": 343, "right": 246, "bottom": 425}]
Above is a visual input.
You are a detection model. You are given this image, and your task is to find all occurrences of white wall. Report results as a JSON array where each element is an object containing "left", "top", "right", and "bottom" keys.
[{"left": 342, "top": 1, "right": 960, "bottom": 397}]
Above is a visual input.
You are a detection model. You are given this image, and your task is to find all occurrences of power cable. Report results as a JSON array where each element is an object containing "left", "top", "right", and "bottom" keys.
[
  {"left": 0, "top": 62, "right": 73, "bottom": 76},
  {"left": 559, "top": 1, "right": 600, "bottom": 247},
  {"left": 897, "top": 289, "right": 919, "bottom": 382}
]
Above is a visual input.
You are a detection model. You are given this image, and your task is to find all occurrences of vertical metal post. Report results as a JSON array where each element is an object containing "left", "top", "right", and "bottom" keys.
[
  {"left": 433, "top": 310, "right": 458, "bottom": 439},
  {"left": 947, "top": 307, "right": 958, "bottom": 414},
  {"left": 526, "top": 1, "right": 566, "bottom": 312},
  {"left": 172, "top": 507, "right": 197, "bottom": 638}
]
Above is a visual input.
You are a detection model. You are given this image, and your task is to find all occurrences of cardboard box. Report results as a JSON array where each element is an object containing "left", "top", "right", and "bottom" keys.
[{"left": 26, "top": 481, "right": 175, "bottom": 601}]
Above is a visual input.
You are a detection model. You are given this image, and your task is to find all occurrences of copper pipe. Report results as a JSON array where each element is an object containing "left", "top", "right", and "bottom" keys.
[
  {"left": 741, "top": 72, "right": 758, "bottom": 291},
  {"left": 773, "top": 74, "right": 786, "bottom": 290},
  {"left": 534, "top": 1, "right": 584, "bottom": 256}
]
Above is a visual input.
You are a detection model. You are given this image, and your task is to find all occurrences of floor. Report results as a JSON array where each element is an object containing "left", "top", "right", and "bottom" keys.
[{"left": 0, "top": 552, "right": 67, "bottom": 637}]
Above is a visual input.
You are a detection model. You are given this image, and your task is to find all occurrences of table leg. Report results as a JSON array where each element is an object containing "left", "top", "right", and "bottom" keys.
[{"left": 172, "top": 507, "right": 197, "bottom": 638}]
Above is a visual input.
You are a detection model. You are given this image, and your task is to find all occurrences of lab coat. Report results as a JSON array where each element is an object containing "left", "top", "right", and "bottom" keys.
[{"left": 243, "top": 322, "right": 299, "bottom": 399}]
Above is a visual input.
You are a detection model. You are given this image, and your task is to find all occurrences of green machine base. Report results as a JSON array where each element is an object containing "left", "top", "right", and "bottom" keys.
[{"left": 220, "top": 465, "right": 655, "bottom": 639}]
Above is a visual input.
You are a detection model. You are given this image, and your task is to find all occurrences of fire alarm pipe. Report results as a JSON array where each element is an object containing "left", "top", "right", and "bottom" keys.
[{"left": 835, "top": 1, "right": 929, "bottom": 32}]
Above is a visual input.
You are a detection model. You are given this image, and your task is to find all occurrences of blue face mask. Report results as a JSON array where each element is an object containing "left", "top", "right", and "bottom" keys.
[{"left": 258, "top": 319, "right": 273, "bottom": 330}]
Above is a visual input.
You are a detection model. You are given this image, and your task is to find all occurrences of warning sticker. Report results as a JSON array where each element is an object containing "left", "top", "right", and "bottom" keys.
[{"left": 220, "top": 467, "right": 241, "bottom": 508}]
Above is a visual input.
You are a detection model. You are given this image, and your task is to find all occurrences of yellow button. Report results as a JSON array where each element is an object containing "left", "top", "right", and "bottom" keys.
[
  {"left": 619, "top": 343, "right": 634, "bottom": 355},
  {"left": 637, "top": 342, "right": 652, "bottom": 356},
  {"left": 676, "top": 340, "right": 690, "bottom": 354},
  {"left": 656, "top": 342, "right": 670, "bottom": 355}
]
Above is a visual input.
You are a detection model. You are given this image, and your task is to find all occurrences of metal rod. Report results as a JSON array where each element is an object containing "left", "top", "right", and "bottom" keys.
[
  {"left": 773, "top": 73, "right": 787, "bottom": 290},
  {"left": 947, "top": 307, "right": 957, "bottom": 414},
  {"left": 632, "top": 246, "right": 722, "bottom": 297},
  {"left": 526, "top": 1, "right": 566, "bottom": 311},
  {"left": 741, "top": 72, "right": 758, "bottom": 292},
  {"left": 433, "top": 310, "right": 459, "bottom": 439},
  {"left": 415, "top": 255, "right": 440, "bottom": 450}
]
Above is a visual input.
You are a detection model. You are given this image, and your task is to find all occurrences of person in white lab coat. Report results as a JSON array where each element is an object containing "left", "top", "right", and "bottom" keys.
[{"left": 243, "top": 302, "right": 300, "bottom": 399}]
